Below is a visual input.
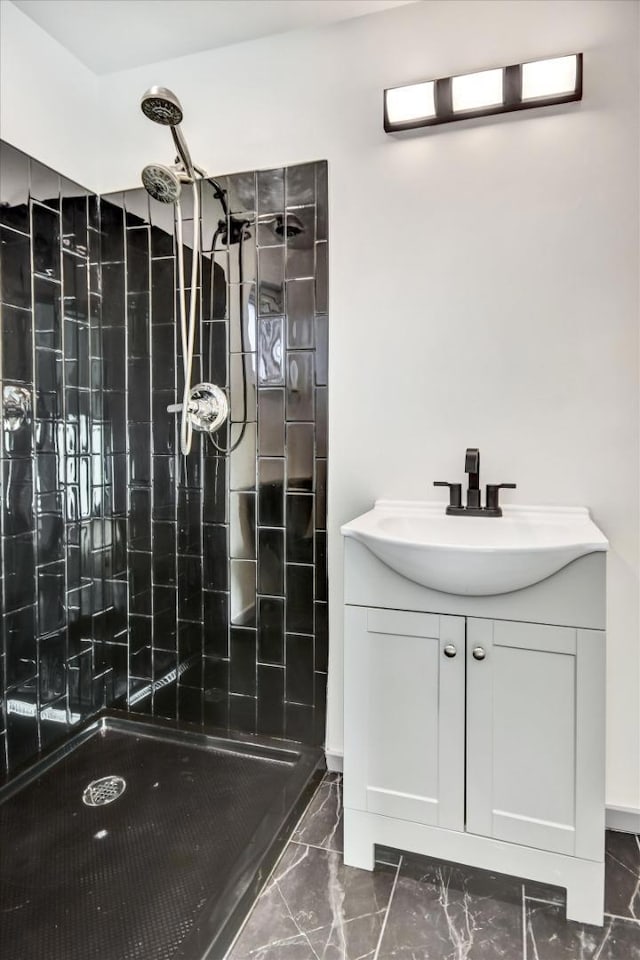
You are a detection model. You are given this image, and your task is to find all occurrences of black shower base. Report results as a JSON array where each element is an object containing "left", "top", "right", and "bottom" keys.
[{"left": 0, "top": 712, "right": 322, "bottom": 960}]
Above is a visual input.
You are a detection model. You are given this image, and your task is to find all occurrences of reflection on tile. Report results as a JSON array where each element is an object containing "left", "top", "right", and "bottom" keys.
[
  {"left": 286, "top": 279, "right": 314, "bottom": 349},
  {"left": 258, "top": 527, "right": 284, "bottom": 597},
  {"left": 230, "top": 353, "right": 257, "bottom": 422},
  {"left": 286, "top": 423, "right": 313, "bottom": 491},
  {"left": 230, "top": 421, "right": 257, "bottom": 491},
  {"left": 286, "top": 164, "right": 316, "bottom": 207},
  {"left": 0, "top": 142, "right": 30, "bottom": 231},
  {"left": 230, "top": 491, "right": 256, "bottom": 560},
  {"left": 286, "top": 207, "right": 315, "bottom": 280},
  {"left": 32, "top": 203, "right": 61, "bottom": 279},
  {"left": 231, "top": 559, "right": 257, "bottom": 626},
  {"left": 229, "top": 282, "right": 257, "bottom": 352},
  {"left": 258, "top": 388, "right": 285, "bottom": 456},
  {"left": 286, "top": 352, "right": 314, "bottom": 421},
  {"left": 1, "top": 227, "right": 31, "bottom": 308},
  {"left": 257, "top": 168, "right": 285, "bottom": 215},
  {"left": 258, "top": 317, "right": 284, "bottom": 385},
  {"left": 258, "top": 246, "right": 284, "bottom": 316},
  {"left": 258, "top": 459, "right": 284, "bottom": 527}
]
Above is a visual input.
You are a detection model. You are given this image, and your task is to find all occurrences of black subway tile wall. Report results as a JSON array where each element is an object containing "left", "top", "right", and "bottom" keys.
[
  {"left": 0, "top": 143, "right": 328, "bottom": 779},
  {"left": 0, "top": 141, "right": 123, "bottom": 776}
]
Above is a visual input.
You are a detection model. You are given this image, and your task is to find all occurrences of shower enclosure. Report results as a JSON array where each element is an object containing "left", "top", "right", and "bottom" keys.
[{"left": 0, "top": 136, "right": 329, "bottom": 957}]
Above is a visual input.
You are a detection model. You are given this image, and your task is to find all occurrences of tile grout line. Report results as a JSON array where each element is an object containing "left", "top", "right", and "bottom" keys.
[
  {"left": 521, "top": 883, "right": 528, "bottom": 960},
  {"left": 373, "top": 854, "right": 402, "bottom": 960}
]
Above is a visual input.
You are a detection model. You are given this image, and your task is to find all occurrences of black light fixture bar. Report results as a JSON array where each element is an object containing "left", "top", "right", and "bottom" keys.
[{"left": 384, "top": 53, "right": 583, "bottom": 133}]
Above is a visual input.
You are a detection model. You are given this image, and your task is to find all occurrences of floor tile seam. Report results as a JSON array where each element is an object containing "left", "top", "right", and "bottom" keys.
[
  {"left": 372, "top": 855, "right": 403, "bottom": 960},
  {"left": 525, "top": 897, "right": 640, "bottom": 927},
  {"left": 223, "top": 784, "right": 325, "bottom": 958}
]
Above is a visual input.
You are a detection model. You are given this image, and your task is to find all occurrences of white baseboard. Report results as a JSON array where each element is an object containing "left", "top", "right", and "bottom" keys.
[
  {"left": 606, "top": 804, "right": 640, "bottom": 834},
  {"left": 324, "top": 749, "right": 344, "bottom": 773},
  {"left": 325, "top": 751, "right": 639, "bottom": 835}
]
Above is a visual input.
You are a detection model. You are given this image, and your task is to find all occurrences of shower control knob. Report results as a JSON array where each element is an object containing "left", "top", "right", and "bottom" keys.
[
  {"left": 472, "top": 647, "right": 486, "bottom": 661},
  {"left": 443, "top": 644, "right": 457, "bottom": 658}
]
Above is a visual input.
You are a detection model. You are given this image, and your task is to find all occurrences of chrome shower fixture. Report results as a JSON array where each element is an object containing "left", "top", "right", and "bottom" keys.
[
  {"left": 140, "top": 85, "right": 195, "bottom": 176},
  {"left": 139, "top": 85, "right": 224, "bottom": 457},
  {"left": 141, "top": 163, "right": 182, "bottom": 204},
  {"left": 140, "top": 85, "right": 183, "bottom": 126}
]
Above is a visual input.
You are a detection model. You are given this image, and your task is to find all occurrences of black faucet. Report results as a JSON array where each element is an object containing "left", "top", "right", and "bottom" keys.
[
  {"left": 465, "top": 447, "right": 481, "bottom": 510},
  {"left": 434, "top": 448, "right": 516, "bottom": 517}
]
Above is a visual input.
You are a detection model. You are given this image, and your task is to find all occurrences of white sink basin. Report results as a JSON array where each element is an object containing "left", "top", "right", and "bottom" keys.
[{"left": 341, "top": 500, "right": 608, "bottom": 596}]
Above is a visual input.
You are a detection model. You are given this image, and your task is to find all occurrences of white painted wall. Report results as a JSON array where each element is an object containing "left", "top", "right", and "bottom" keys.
[
  {"left": 1, "top": 0, "right": 638, "bottom": 810},
  {"left": 0, "top": 1, "right": 98, "bottom": 189}
]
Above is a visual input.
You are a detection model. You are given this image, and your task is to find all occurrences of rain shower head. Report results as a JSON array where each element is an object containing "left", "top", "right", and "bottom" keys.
[
  {"left": 140, "top": 86, "right": 183, "bottom": 126},
  {"left": 141, "top": 163, "right": 181, "bottom": 203}
]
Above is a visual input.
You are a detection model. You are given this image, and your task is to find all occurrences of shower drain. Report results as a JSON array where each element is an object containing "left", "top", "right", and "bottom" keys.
[{"left": 82, "top": 775, "right": 127, "bottom": 807}]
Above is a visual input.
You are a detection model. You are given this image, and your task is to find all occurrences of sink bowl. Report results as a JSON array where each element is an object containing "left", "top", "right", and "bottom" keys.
[{"left": 341, "top": 500, "right": 608, "bottom": 596}]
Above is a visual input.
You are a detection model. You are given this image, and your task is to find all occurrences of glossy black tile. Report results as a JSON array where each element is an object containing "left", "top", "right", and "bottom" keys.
[
  {"left": 33, "top": 277, "right": 62, "bottom": 352},
  {"left": 32, "top": 203, "right": 61, "bottom": 279},
  {"left": 258, "top": 458, "right": 284, "bottom": 527},
  {"left": 286, "top": 564, "right": 314, "bottom": 635},
  {"left": 257, "top": 168, "right": 285, "bottom": 215},
  {"left": 286, "top": 163, "right": 316, "bottom": 206},
  {"left": 287, "top": 422, "right": 314, "bottom": 491},
  {"left": 258, "top": 527, "right": 285, "bottom": 597},
  {"left": 286, "top": 207, "right": 315, "bottom": 280},
  {"left": 285, "top": 633, "right": 315, "bottom": 705},
  {"left": 258, "top": 596, "right": 285, "bottom": 665},
  {"left": 0, "top": 142, "right": 30, "bottom": 231},
  {"left": 1, "top": 227, "right": 31, "bottom": 308},
  {"left": 258, "top": 246, "right": 284, "bottom": 316},
  {"left": 286, "top": 494, "right": 314, "bottom": 564},
  {"left": 203, "top": 591, "right": 229, "bottom": 658},
  {"left": 258, "top": 388, "right": 285, "bottom": 456},
  {"left": 286, "top": 351, "right": 315, "bottom": 421},
  {"left": 258, "top": 317, "right": 284, "bottom": 385},
  {"left": 203, "top": 524, "right": 229, "bottom": 591},
  {"left": 2, "top": 305, "right": 33, "bottom": 382},
  {"left": 230, "top": 627, "right": 257, "bottom": 696},
  {"left": 61, "top": 193, "right": 88, "bottom": 256},
  {"left": 286, "top": 279, "right": 315, "bottom": 348}
]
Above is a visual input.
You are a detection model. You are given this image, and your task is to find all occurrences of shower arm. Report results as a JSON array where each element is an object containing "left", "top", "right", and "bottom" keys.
[{"left": 171, "top": 125, "right": 195, "bottom": 178}]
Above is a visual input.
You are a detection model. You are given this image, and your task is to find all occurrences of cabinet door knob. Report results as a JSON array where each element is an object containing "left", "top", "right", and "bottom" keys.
[
  {"left": 472, "top": 647, "right": 486, "bottom": 661},
  {"left": 443, "top": 644, "right": 457, "bottom": 658}
]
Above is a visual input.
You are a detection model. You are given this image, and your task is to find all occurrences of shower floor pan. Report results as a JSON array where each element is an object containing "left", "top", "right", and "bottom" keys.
[{"left": 0, "top": 712, "right": 322, "bottom": 960}]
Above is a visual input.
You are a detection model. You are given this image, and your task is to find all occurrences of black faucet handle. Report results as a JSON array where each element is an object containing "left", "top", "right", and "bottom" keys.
[
  {"left": 465, "top": 448, "right": 480, "bottom": 473},
  {"left": 485, "top": 483, "right": 517, "bottom": 514},
  {"left": 434, "top": 481, "right": 462, "bottom": 509}
]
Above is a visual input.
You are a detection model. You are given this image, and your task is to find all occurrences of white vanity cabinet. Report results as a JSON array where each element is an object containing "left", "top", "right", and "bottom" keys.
[{"left": 342, "top": 532, "right": 607, "bottom": 926}]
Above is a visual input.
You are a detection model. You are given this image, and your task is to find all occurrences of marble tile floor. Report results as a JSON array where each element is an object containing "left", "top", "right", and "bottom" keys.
[{"left": 226, "top": 773, "right": 640, "bottom": 960}]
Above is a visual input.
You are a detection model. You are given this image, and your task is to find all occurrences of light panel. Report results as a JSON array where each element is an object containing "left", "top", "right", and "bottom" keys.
[
  {"left": 522, "top": 55, "right": 578, "bottom": 100},
  {"left": 383, "top": 53, "right": 582, "bottom": 133},
  {"left": 385, "top": 81, "right": 436, "bottom": 125},
  {"left": 452, "top": 68, "right": 503, "bottom": 113}
]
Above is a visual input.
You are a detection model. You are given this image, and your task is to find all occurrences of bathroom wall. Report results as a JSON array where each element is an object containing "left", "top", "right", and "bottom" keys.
[
  {"left": 1, "top": 0, "right": 639, "bottom": 811},
  {"left": 0, "top": 140, "right": 129, "bottom": 776},
  {"left": 99, "top": 164, "right": 329, "bottom": 743},
  {"left": 88, "top": 0, "right": 639, "bottom": 811}
]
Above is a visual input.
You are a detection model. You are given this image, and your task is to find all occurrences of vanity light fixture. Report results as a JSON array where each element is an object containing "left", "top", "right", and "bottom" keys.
[{"left": 384, "top": 53, "right": 582, "bottom": 132}]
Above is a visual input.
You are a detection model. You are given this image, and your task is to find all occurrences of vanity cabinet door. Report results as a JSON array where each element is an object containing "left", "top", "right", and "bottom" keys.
[
  {"left": 466, "top": 618, "right": 605, "bottom": 859},
  {"left": 344, "top": 606, "right": 465, "bottom": 832}
]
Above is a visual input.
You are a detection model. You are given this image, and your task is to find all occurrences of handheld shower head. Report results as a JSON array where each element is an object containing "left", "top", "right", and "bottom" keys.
[
  {"left": 141, "top": 163, "right": 181, "bottom": 204},
  {"left": 140, "top": 85, "right": 194, "bottom": 177},
  {"left": 140, "top": 86, "right": 183, "bottom": 126}
]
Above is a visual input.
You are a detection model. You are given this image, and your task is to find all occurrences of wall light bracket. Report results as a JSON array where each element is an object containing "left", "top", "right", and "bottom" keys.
[{"left": 384, "top": 53, "right": 583, "bottom": 133}]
